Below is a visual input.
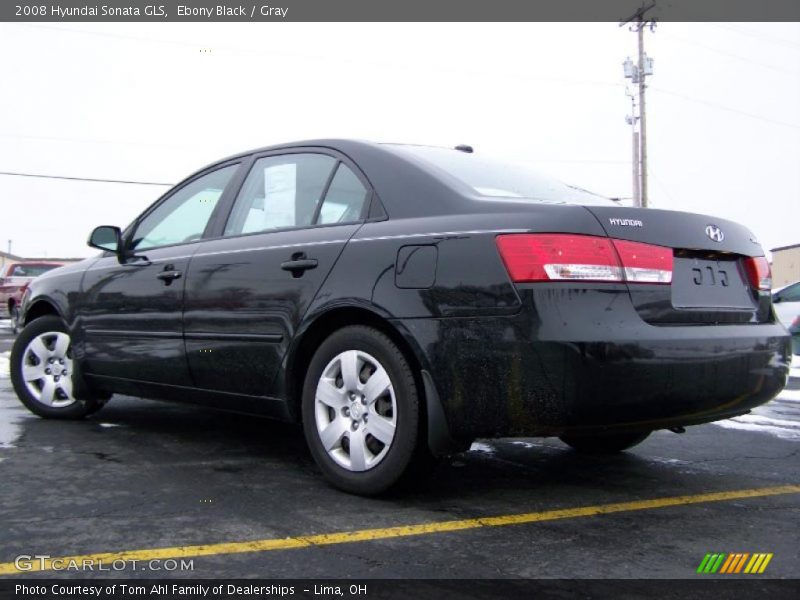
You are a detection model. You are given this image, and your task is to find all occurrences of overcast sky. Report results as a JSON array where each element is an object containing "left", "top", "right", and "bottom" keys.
[{"left": 0, "top": 22, "right": 798, "bottom": 258}]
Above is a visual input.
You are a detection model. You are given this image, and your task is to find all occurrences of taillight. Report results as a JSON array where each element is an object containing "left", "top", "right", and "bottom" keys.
[
  {"left": 744, "top": 256, "right": 771, "bottom": 291},
  {"left": 495, "top": 234, "right": 672, "bottom": 284},
  {"left": 611, "top": 239, "right": 673, "bottom": 284}
]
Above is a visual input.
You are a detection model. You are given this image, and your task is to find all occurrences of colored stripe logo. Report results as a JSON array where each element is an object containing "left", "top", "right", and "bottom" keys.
[{"left": 697, "top": 553, "right": 773, "bottom": 574}]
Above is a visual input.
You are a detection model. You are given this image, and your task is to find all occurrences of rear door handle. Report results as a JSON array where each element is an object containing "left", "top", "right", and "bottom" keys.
[
  {"left": 156, "top": 270, "right": 182, "bottom": 284},
  {"left": 281, "top": 254, "right": 318, "bottom": 276}
]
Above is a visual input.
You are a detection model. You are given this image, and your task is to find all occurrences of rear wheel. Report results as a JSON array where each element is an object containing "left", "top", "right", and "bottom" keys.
[
  {"left": 302, "top": 325, "right": 421, "bottom": 495},
  {"left": 10, "top": 316, "right": 106, "bottom": 419},
  {"left": 559, "top": 431, "right": 651, "bottom": 454}
]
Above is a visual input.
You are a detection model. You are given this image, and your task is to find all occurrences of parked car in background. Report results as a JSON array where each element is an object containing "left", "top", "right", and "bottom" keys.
[
  {"left": 8, "top": 140, "right": 792, "bottom": 495},
  {"left": 0, "top": 262, "right": 65, "bottom": 333},
  {"left": 788, "top": 315, "right": 800, "bottom": 355},
  {"left": 772, "top": 281, "right": 800, "bottom": 355},
  {"left": 772, "top": 280, "right": 800, "bottom": 328}
]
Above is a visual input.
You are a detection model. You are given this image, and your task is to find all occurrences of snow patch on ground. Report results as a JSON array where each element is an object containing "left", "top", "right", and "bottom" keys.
[
  {"left": 99, "top": 423, "right": 120, "bottom": 428},
  {"left": 0, "top": 351, "right": 33, "bottom": 449},
  {"left": 648, "top": 457, "right": 690, "bottom": 465},
  {"left": 0, "top": 319, "right": 11, "bottom": 330},
  {"left": 0, "top": 402, "right": 30, "bottom": 449},
  {"left": 791, "top": 354, "right": 800, "bottom": 380},
  {"left": 0, "top": 411, "right": 28, "bottom": 448},
  {"left": 469, "top": 442, "right": 496, "bottom": 454},
  {"left": 0, "top": 351, "right": 9, "bottom": 379},
  {"left": 779, "top": 388, "right": 800, "bottom": 403},
  {"left": 713, "top": 357, "right": 800, "bottom": 440},
  {"left": 510, "top": 440, "right": 542, "bottom": 449},
  {"left": 715, "top": 418, "right": 800, "bottom": 440}
]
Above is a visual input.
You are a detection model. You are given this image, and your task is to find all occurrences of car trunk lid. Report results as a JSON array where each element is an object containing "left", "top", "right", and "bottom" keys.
[{"left": 584, "top": 206, "right": 771, "bottom": 324}]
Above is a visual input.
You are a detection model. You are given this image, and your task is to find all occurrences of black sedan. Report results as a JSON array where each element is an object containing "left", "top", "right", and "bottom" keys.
[{"left": 10, "top": 140, "right": 791, "bottom": 494}]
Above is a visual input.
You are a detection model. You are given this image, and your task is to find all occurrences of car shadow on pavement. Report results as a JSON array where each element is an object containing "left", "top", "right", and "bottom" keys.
[{"left": 43, "top": 396, "right": 695, "bottom": 503}]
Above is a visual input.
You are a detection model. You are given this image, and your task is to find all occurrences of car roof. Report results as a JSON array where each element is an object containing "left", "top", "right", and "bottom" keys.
[{"left": 190, "top": 139, "right": 471, "bottom": 219}]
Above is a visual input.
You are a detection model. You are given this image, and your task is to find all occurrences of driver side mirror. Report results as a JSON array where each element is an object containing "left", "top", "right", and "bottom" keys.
[{"left": 88, "top": 226, "right": 122, "bottom": 254}]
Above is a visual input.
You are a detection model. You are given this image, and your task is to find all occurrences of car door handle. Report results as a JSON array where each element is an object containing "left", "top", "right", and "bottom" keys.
[
  {"left": 281, "top": 255, "right": 318, "bottom": 276},
  {"left": 156, "top": 270, "right": 182, "bottom": 283}
]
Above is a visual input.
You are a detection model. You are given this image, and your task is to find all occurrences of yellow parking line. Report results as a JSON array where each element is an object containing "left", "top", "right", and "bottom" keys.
[{"left": 1, "top": 484, "right": 798, "bottom": 576}]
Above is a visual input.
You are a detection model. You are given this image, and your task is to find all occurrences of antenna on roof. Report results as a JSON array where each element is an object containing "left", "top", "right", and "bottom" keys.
[{"left": 454, "top": 144, "right": 474, "bottom": 153}]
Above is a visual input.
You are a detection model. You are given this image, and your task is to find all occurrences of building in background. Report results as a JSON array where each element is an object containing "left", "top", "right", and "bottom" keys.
[
  {"left": 0, "top": 251, "right": 82, "bottom": 273},
  {"left": 772, "top": 243, "right": 800, "bottom": 288},
  {"left": 0, "top": 250, "right": 24, "bottom": 273}
]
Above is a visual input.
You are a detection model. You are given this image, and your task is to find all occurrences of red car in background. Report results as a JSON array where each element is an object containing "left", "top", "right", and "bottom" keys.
[{"left": 0, "top": 262, "right": 65, "bottom": 333}]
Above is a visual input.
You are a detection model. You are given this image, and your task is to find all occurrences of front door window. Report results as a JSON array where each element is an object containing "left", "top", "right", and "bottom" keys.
[{"left": 131, "top": 164, "right": 238, "bottom": 251}]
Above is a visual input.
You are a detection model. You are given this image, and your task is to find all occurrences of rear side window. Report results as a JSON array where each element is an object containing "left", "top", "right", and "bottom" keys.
[
  {"left": 224, "top": 154, "right": 336, "bottom": 236},
  {"left": 389, "top": 144, "right": 615, "bottom": 206},
  {"left": 317, "top": 164, "right": 369, "bottom": 225},
  {"left": 779, "top": 283, "right": 800, "bottom": 302}
]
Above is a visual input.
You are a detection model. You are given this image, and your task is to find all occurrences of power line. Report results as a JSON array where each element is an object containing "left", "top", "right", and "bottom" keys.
[
  {"left": 647, "top": 167, "right": 679, "bottom": 207},
  {"left": 0, "top": 131, "right": 194, "bottom": 149},
  {"left": 0, "top": 171, "right": 173, "bottom": 186},
  {"left": 650, "top": 87, "right": 800, "bottom": 130},
  {"left": 708, "top": 23, "right": 800, "bottom": 51},
  {"left": 659, "top": 32, "right": 800, "bottom": 76},
  {"left": 5, "top": 23, "right": 624, "bottom": 91}
]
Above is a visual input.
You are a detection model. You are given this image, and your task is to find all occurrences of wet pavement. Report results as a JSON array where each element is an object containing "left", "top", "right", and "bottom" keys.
[{"left": 0, "top": 319, "right": 798, "bottom": 579}]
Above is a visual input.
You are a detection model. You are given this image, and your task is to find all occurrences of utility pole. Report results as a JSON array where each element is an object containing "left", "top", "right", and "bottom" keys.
[
  {"left": 621, "top": 2, "right": 656, "bottom": 208},
  {"left": 625, "top": 90, "right": 640, "bottom": 206},
  {"left": 637, "top": 24, "right": 649, "bottom": 208}
]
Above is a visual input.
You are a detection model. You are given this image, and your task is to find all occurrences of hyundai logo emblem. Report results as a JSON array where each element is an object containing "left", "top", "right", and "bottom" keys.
[{"left": 705, "top": 224, "right": 724, "bottom": 242}]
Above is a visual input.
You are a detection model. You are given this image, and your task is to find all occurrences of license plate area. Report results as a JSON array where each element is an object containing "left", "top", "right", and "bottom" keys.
[{"left": 672, "top": 257, "right": 754, "bottom": 309}]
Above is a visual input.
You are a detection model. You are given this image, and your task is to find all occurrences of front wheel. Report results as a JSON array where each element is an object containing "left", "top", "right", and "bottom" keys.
[
  {"left": 10, "top": 315, "right": 105, "bottom": 419},
  {"left": 302, "top": 326, "right": 422, "bottom": 495},
  {"left": 559, "top": 431, "right": 651, "bottom": 454}
]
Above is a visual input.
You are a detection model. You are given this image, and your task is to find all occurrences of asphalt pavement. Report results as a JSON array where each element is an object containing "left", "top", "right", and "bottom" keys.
[{"left": 0, "top": 319, "right": 798, "bottom": 580}]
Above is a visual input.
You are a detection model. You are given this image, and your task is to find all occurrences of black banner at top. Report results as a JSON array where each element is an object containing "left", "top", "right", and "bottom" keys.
[{"left": 3, "top": 0, "right": 800, "bottom": 22}]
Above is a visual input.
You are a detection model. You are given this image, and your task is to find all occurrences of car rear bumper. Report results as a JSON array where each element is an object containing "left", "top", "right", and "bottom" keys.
[{"left": 396, "top": 289, "right": 791, "bottom": 440}]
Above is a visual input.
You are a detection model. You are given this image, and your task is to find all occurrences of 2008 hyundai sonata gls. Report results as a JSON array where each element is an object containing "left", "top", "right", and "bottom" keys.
[{"left": 11, "top": 140, "right": 791, "bottom": 494}]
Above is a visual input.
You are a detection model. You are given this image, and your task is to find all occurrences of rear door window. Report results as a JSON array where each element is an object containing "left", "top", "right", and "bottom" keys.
[{"left": 224, "top": 154, "right": 337, "bottom": 236}]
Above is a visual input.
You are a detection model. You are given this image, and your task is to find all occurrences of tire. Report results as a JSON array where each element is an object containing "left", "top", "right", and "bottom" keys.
[
  {"left": 10, "top": 315, "right": 106, "bottom": 419},
  {"left": 559, "top": 431, "right": 651, "bottom": 454},
  {"left": 302, "top": 325, "right": 421, "bottom": 495}
]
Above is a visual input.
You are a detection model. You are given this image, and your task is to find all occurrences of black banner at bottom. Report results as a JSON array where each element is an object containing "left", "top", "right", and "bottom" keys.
[{"left": 1, "top": 579, "right": 799, "bottom": 600}]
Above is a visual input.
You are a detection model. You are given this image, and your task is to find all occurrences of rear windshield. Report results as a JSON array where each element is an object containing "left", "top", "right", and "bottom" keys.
[
  {"left": 8, "top": 264, "right": 59, "bottom": 277},
  {"left": 389, "top": 145, "right": 615, "bottom": 206}
]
